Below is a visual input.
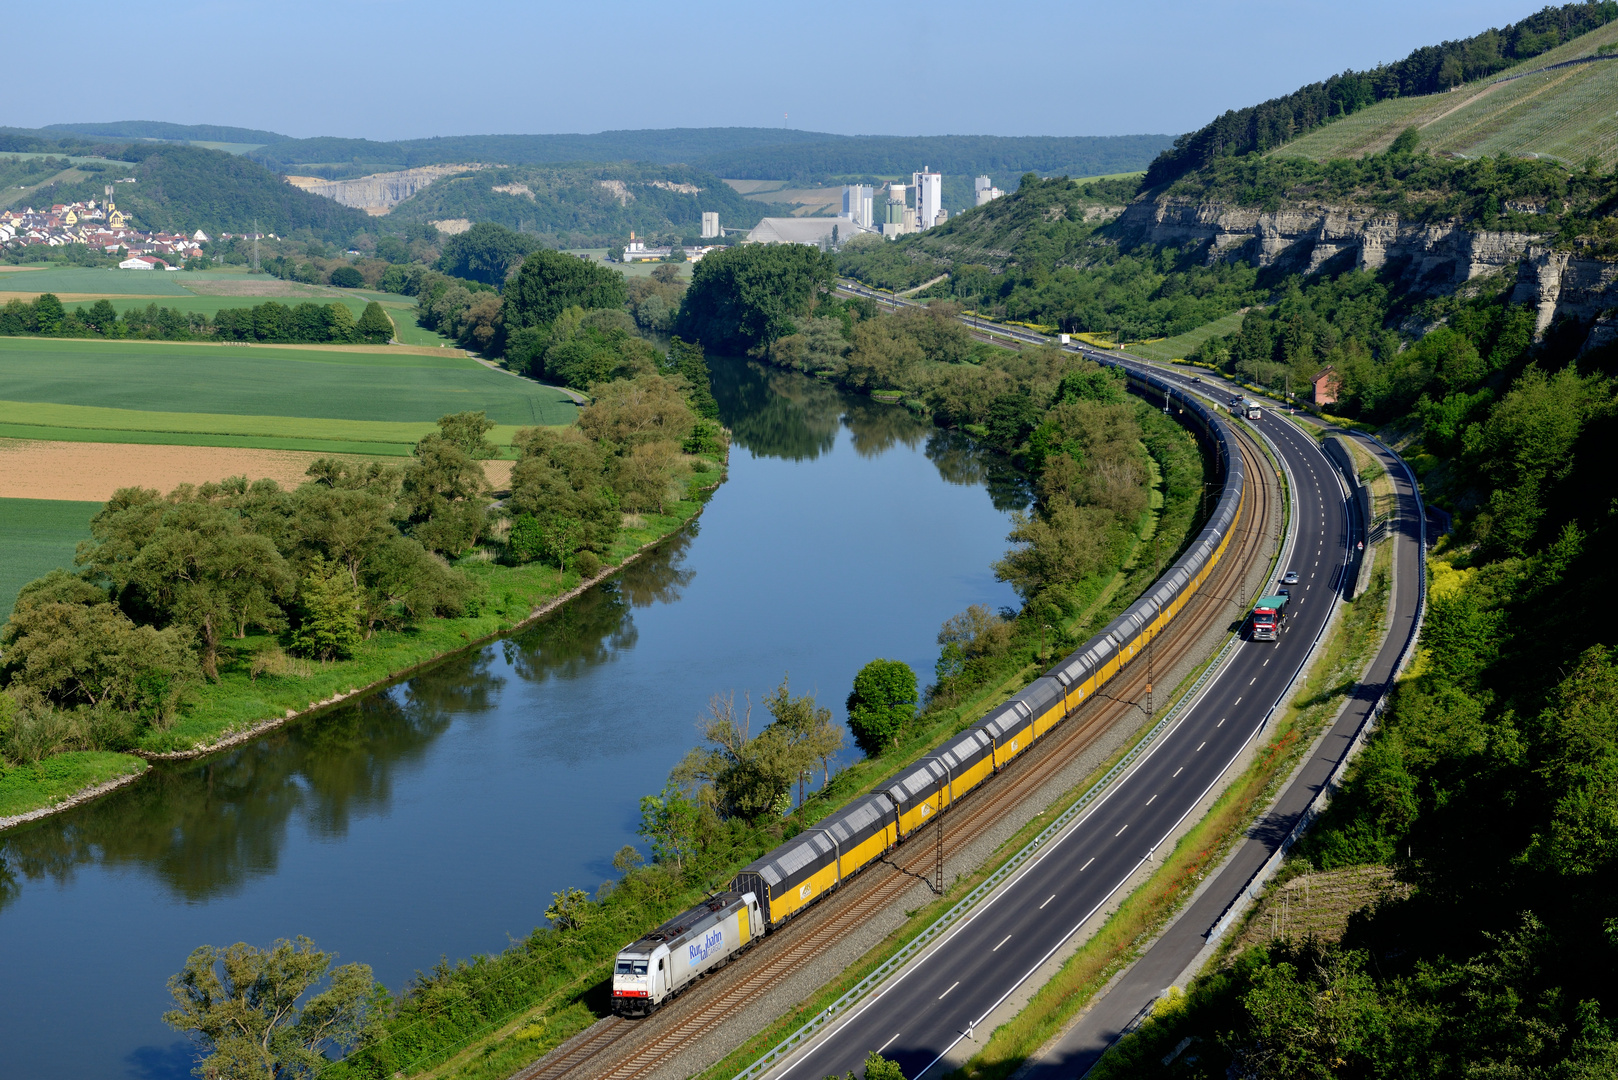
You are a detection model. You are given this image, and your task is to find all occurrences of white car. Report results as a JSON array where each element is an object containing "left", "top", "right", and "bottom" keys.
[{"left": 1282, "top": 570, "right": 1299, "bottom": 585}]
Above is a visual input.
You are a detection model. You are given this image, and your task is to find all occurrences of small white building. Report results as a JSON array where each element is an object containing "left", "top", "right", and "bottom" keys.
[
  {"left": 192, "top": 229, "right": 211, "bottom": 242},
  {"left": 119, "top": 256, "right": 162, "bottom": 270}
]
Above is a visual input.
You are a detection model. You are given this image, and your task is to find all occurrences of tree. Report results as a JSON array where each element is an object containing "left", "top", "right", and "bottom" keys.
[
  {"left": 764, "top": 674, "right": 845, "bottom": 799},
  {"left": 328, "top": 265, "right": 363, "bottom": 289},
  {"left": 638, "top": 782, "right": 704, "bottom": 873},
  {"left": 846, "top": 659, "right": 917, "bottom": 757},
  {"left": 397, "top": 430, "right": 490, "bottom": 557},
  {"left": 501, "top": 248, "right": 627, "bottom": 331},
  {"left": 291, "top": 558, "right": 363, "bottom": 661},
  {"left": 434, "top": 411, "right": 498, "bottom": 459},
  {"left": 435, "top": 222, "right": 540, "bottom": 286},
  {"left": 355, "top": 302, "right": 393, "bottom": 344},
  {"left": 163, "top": 936, "right": 377, "bottom": 1080},
  {"left": 577, "top": 374, "right": 696, "bottom": 449},
  {"left": 674, "top": 243, "right": 836, "bottom": 354},
  {"left": 667, "top": 337, "right": 719, "bottom": 419}
]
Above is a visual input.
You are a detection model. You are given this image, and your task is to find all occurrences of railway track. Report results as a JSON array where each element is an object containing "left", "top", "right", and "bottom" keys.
[{"left": 514, "top": 425, "right": 1276, "bottom": 1080}]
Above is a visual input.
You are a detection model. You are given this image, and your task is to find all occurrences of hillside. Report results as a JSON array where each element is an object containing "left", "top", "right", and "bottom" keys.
[
  {"left": 22, "top": 143, "right": 372, "bottom": 241},
  {"left": 382, "top": 162, "right": 766, "bottom": 244},
  {"left": 1271, "top": 17, "right": 1618, "bottom": 165},
  {"left": 1144, "top": 0, "right": 1618, "bottom": 187}
]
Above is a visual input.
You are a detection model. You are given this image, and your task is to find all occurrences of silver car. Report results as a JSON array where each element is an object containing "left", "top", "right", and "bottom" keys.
[{"left": 1282, "top": 570, "right": 1299, "bottom": 585}]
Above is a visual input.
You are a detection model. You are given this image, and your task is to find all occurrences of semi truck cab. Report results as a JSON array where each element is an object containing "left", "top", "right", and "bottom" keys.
[{"left": 1250, "top": 593, "right": 1288, "bottom": 641}]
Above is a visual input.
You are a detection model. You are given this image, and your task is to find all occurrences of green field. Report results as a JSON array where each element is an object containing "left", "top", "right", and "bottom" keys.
[
  {"left": 1273, "top": 21, "right": 1618, "bottom": 166},
  {"left": 0, "top": 497, "right": 102, "bottom": 620},
  {"left": 1124, "top": 309, "right": 1250, "bottom": 363},
  {"left": 0, "top": 265, "right": 198, "bottom": 295},
  {"left": 0, "top": 338, "right": 575, "bottom": 427}
]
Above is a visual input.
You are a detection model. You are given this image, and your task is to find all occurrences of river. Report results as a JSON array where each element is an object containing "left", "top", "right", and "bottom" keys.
[{"left": 0, "top": 356, "right": 1025, "bottom": 1079}]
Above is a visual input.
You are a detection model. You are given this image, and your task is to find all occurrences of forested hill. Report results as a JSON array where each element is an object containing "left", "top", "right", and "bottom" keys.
[
  {"left": 42, "top": 121, "right": 288, "bottom": 146},
  {"left": 248, "top": 130, "right": 1173, "bottom": 185},
  {"left": 1144, "top": 0, "right": 1618, "bottom": 187},
  {"left": 25, "top": 143, "right": 371, "bottom": 241},
  {"left": 384, "top": 162, "right": 767, "bottom": 246}
]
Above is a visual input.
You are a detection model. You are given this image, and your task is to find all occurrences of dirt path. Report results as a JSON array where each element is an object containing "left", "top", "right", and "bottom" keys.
[{"left": 0, "top": 438, "right": 512, "bottom": 501}]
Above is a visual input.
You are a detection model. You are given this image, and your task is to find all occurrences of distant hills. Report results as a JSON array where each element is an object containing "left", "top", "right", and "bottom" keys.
[{"left": 3, "top": 122, "right": 1174, "bottom": 190}]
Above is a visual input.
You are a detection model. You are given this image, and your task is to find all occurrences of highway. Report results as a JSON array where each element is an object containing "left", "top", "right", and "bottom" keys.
[{"left": 772, "top": 305, "right": 1360, "bottom": 1080}]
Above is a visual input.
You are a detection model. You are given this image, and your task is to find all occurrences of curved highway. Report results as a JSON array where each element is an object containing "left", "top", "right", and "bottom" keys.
[{"left": 773, "top": 302, "right": 1360, "bottom": 1079}]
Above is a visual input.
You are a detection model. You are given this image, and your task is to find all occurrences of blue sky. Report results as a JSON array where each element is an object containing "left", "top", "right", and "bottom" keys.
[{"left": 10, "top": 0, "right": 1541, "bottom": 140}]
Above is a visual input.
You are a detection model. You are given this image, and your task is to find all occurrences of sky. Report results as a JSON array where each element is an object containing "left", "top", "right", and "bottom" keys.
[{"left": 10, "top": 0, "right": 1544, "bottom": 141}]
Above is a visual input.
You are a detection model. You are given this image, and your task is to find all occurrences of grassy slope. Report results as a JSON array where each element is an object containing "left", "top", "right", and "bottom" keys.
[
  {"left": 1272, "top": 20, "right": 1618, "bottom": 165},
  {"left": 0, "top": 497, "right": 102, "bottom": 620},
  {"left": 0, "top": 338, "right": 576, "bottom": 427},
  {"left": 1123, "top": 309, "right": 1250, "bottom": 364}
]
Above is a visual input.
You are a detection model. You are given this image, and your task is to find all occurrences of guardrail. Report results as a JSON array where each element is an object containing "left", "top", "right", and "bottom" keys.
[
  {"left": 731, "top": 624, "right": 1255, "bottom": 1080},
  {"left": 1204, "top": 435, "right": 1426, "bottom": 941}
]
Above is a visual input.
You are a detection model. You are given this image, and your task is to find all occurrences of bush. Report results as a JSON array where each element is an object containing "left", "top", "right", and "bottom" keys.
[
  {"left": 846, "top": 659, "right": 918, "bottom": 757},
  {"left": 575, "top": 550, "right": 602, "bottom": 579},
  {"left": 328, "top": 265, "right": 364, "bottom": 288},
  {"left": 507, "top": 514, "right": 544, "bottom": 564}
]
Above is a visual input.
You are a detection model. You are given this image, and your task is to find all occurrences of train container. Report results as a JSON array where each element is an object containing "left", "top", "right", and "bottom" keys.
[{"left": 612, "top": 891, "right": 763, "bottom": 1015}]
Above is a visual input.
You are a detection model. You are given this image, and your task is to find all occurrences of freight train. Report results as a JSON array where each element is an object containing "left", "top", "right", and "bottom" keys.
[{"left": 611, "top": 366, "right": 1246, "bottom": 1015}]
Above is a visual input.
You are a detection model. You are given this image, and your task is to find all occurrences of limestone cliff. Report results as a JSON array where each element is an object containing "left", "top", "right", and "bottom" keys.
[
  {"left": 285, "top": 165, "right": 482, "bottom": 215},
  {"left": 1112, "top": 197, "right": 1618, "bottom": 336}
]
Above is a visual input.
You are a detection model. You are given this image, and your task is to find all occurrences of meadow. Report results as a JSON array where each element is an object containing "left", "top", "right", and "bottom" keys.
[
  {"left": 1272, "top": 19, "right": 1618, "bottom": 165},
  {"left": 0, "top": 497, "right": 102, "bottom": 620}
]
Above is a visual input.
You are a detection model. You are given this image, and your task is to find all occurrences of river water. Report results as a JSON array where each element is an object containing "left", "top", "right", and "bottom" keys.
[{"left": 0, "top": 357, "right": 1025, "bottom": 1079}]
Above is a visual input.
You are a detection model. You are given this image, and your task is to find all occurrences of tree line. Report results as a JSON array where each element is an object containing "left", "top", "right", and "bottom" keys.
[
  {"left": 0, "top": 292, "right": 396, "bottom": 344},
  {"left": 0, "top": 344, "right": 718, "bottom": 768}
]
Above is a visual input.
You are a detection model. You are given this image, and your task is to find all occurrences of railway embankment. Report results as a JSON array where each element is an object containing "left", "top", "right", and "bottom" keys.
[{"left": 0, "top": 457, "right": 729, "bottom": 832}]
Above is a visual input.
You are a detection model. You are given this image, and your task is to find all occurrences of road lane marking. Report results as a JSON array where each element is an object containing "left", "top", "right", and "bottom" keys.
[
  {"left": 878, "top": 1033, "right": 901, "bottom": 1055},
  {"left": 1234, "top": 697, "right": 1242, "bottom": 705},
  {"left": 1249, "top": 677, "right": 1256, "bottom": 685},
  {"left": 1115, "top": 824, "right": 1129, "bottom": 836},
  {"left": 994, "top": 934, "right": 1012, "bottom": 951},
  {"left": 1217, "top": 717, "right": 1226, "bottom": 727},
  {"left": 1081, "top": 857, "right": 1094, "bottom": 870},
  {"left": 1146, "top": 793, "right": 1158, "bottom": 806},
  {"left": 1040, "top": 894, "right": 1055, "bottom": 909},
  {"left": 940, "top": 981, "right": 959, "bottom": 999},
  {"left": 1197, "top": 741, "right": 1206, "bottom": 751}
]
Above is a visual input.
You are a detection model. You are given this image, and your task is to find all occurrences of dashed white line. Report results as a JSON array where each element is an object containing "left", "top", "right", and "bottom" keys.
[
  {"left": 1234, "top": 697, "right": 1242, "bottom": 705},
  {"left": 1115, "top": 824, "right": 1129, "bottom": 837},
  {"left": 1197, "top": 741, "right": 1206, "bottom": 751},
  {"left": 994, "top": 934, "right": 1012, "bottom": 951},
  {"left": 940, "top": 981, "right": 959, "bottom": 1000},
  {"left": 1081, "top": 857, "right": 1094, "bottom": 870},
  {"left": 1146, "top": 794, "right": 1158, "bottom": 806},
  {"left": 1217, "top": 717, "right": 1226, "bottom": 727},
  {"left": 878, "top": 1033, "right": 901, "bottom": 1055},
  {"left": 1040, "top": 894, "right": 1056, "bottom": 909}
]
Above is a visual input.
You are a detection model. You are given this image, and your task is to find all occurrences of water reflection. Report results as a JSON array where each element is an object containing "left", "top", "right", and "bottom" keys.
[{"left": 709, "top": 355, "right": 1029, "bottom": 511}]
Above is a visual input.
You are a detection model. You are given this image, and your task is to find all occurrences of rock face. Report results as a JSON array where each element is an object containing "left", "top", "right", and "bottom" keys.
[
  {"left": 1114, "top": 197, "right": 1618, "bottom": 336},
  {"left": 285, "top": 165, "right": 482, "bottom": 215}
]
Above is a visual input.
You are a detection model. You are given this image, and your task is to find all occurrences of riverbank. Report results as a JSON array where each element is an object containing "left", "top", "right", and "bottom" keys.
[{"left": 0, "top": 453, "right": 728, "bottom": 830}]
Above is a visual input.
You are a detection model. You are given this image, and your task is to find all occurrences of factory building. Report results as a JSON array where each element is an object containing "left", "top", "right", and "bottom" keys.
[
  {"left": 912, "top": 168, "right": 943, "bottom": 230},
  {"left": 701, "top": 212, "right": 720, "bottom": 238},
  {"left": 842, "top": 185, "right": 874, "bottom": 229},
  {"left": 975, "top": 176, "right": 1005, "bottom": 205}
]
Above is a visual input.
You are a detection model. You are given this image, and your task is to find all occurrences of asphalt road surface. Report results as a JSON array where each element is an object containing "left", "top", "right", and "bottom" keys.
[{"left": 774, "top": 359, "right": 1357, "bottom": 1080}]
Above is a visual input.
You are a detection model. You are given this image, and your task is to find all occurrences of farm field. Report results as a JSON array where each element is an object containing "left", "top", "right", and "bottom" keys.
[
  {"left": 1273, "top": 20, "right": 1618, "bottom": 165},
  {"left": 0, "top": 337, "right": 575, "bottom": 427},
  {"left": 0, "top": 497, "right": 102, "bottom": 620},
  {"left": 0, "top": 439, "right": 514, "bottom": 503}
]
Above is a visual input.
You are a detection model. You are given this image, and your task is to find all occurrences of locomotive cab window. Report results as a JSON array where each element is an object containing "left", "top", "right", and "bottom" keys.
[{"left": 616, "top": 960, "right": 648, "bottom": 975}]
